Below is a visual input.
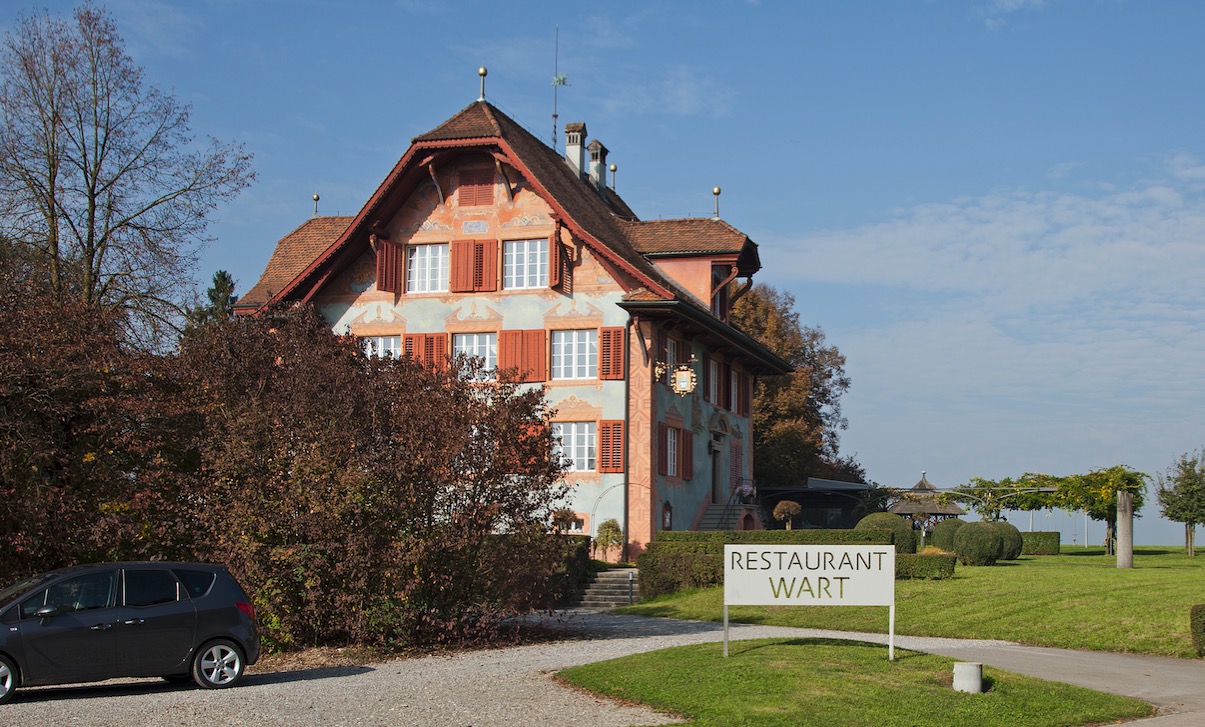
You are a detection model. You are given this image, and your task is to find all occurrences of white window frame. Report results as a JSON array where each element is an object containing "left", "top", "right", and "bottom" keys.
[
  {"left": 665, "top": 338, "right": 678, "bottom": 384},
  {"left": 362, "top": 335, "right": 402, "bottom": 358},
  {"left": 666, "top": 426, "right": 680, "bottom": 478},
  {"left": 452, "top": 332, "right": 498, "bottom": 378},
  {"left": 552, "top": 421, "right": 596, "bottom": 472},
  {"left": 708, "top": 358, "right": 722, "bottom": 403},
  {"left": 406, "top": 243, "right": 449, "bottom": 293},
  {"left": 551, "top": 329, "right": 598, "bottom": 380},
  {"left": 503, "top": 238, "right": 548, "bottom": 289}
]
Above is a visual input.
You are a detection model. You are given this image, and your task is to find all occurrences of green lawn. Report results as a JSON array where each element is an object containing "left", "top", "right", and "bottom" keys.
[
  {"left": 616, "top": 546, "right": 1205, "bottom": 657},
  {"left": 557, "top": 638, "right": 1155, "bottom": 727}
]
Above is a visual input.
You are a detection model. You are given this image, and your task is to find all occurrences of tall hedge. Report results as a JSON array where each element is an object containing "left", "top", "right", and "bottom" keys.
[
  {"left": 930, "top": 518, "right": 966, "bottom": 552},
  {"left": 1191, "top": 604, "right": 1205, "bottom": 658},
  {"left": 854, "top": 512, "right": 917, "bottom": 553},
  {"left": 952, "top": 521, "right": 1004, "bottom": 566},
  {"left": 636, "top": 530, "right": 893, "bottom": 598},
  {"left": 1020, "top": 531, "right": 1061, "bottom": 555},
  {"left": 896, "top": 553, "right": 957, "bottom": 579}
]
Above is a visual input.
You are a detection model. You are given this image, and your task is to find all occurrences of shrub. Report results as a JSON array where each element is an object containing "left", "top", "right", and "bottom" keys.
[
  {"left": 988, "top": 521, "right": 1024, "bottom": 560},
  {"left": 1192, "top": 605, "right": 1205, "bottom": 658},
  {"left": 1021, "top": 531, "right": 1061, "bottom": 555},
  {"left": 896, "top": 553, "right": 957, "bottom": 579},
  {"left": 855, "top": 512, "right": 917, "bottom": 553},
  {"left": 593, "top": 518, "right": 625, "bottom": 560},
  {"left": 773, "top": 500, "right": 802, "bottom": 529},
  {"left": 930, "top": 518, "right": 966, "bottom": 552},
  {"left": 952, "top": 521, "right": 1005, "bottom": 566}
]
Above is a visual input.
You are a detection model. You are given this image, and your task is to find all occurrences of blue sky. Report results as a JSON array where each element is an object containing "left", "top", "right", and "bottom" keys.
[{"left": 9, "top": 1, "right": 1205, "bottom": 545}]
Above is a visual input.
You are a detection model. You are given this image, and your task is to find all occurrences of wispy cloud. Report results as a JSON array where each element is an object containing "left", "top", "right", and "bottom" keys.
[
  {"left": 107, "top": 0, "right": 201, "bottom": 60},
  {"left": 980, "top": 0, "right": 1048, "bottom": 28}
]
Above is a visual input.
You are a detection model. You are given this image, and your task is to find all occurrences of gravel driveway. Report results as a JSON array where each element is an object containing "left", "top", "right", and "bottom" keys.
[{"left": 0, "top": 611, "right": 1042, "bottom": 726}]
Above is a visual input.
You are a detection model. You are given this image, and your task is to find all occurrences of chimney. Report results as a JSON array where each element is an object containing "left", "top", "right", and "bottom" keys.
[
  {"left": 588, "top": 139, "right": 609, "bottom": 191},
  {"left": 564, "top": 122, "right": 587, "bottom": 179}
]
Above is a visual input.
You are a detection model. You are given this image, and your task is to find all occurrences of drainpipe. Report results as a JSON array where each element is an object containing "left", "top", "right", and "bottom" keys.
[{"left": 622, "top": 314, "right": 634, "bottom": 563}]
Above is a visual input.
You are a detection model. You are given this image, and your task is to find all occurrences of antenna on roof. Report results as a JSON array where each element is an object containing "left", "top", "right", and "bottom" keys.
[
  {"left": 712, "top": 186, "right": 721, "bottom": 219},
  {"left": 551, "top": 26, "right": 569, "bottom": 151},
  {"left": 312, "top": 193, "right": 320, "bottom": 217},
  {"left": 477, "top": 67, "right": 488, "bottom": 102}
]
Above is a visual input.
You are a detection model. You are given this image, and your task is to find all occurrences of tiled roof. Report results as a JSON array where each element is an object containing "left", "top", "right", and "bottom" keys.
[
  {"left": 623, "top": 218, "right": 752, "bottom": 256},
  {"left": 236, "top": 216, "right": 353, "bottom": 310}
]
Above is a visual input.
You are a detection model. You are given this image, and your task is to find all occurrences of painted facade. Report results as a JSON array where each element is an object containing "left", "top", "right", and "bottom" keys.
[{"left": 236, "top": 100, "right": 790, "bottom": 555}]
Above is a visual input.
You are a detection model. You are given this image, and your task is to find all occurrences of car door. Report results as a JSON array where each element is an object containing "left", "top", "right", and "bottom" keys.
[
  {"left": 17, "top": 569, "right": 119, "bottom": 684},
  {"left": 116, "top": 568, "right": 198, "bottom": 677}
]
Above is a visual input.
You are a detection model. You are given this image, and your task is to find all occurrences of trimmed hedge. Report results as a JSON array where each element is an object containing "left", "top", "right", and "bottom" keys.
[
  {"left": 638, "top": 529, "right": 913, "bottom": 599},
  {"left": 896, "top": 553, "right": 957, "bottom": 580},
  {"left": 1192, "top": 604, "right": 1205, "bottom": 658},
  {"left": 553, "top": 536, "right": 593, "bottom": 605},
  {"left": 930, "top": 518, "right": 966, "bottom": 551},
  {"left": 953, "top": 521, "right": 1004, "bottom": 566},
  {"left": 854, "top": 513, "right": 917, "bottom": 553},
  {"left": 1021, "top": 531, "right": 1061, "bottom": 555},
  {"left": 988, "top": 521, "right": 1024, "bottom": 560}
]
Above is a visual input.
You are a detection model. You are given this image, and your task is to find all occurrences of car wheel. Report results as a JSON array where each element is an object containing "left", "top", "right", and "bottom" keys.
[
  {"left": 0, "top": 653, "right": 17, "bottom": 704},
  {"left": 191, "top": 639, "right": 244, "bottom": 689}
]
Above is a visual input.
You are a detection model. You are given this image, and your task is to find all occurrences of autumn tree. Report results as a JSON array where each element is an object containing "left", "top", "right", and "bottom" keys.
[
  {"left": 0, "top": 4, "right": 253, "bottom": 346},
  {"left": 1157, "top": 451, "right": 1205, "bottom": 556},
  {"left": 178, "top": 306, "right": 570, "bottom": 648},
  {"left": 730, "top": 284, "right": 861, "bottom": 487},
  {"left": 0, "top": 255, "right": 193, "bottom": 578},
  {"left": 1055, "top": 466, "right": 1147, "bottom": 556}
]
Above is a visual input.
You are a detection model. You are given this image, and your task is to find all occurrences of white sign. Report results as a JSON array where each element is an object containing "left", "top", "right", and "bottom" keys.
[
  {"left": 724, "top": 545, "right": 895, "bottom": 606},
  {"left": 722, "top": 544, "right": 896, "bottom": 659}
]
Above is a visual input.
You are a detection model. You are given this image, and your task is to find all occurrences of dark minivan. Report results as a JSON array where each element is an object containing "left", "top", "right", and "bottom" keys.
[{"left": 0, "top": 562, "right": 260, "bottom": 704}]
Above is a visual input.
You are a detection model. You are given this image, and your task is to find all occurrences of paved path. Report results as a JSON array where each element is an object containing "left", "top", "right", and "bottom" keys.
[{"left": 552, "top": 611, "right": 1205, "bottom": 725}]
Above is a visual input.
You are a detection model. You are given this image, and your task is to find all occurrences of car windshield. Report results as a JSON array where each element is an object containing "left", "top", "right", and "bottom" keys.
[{"left": 0, "top": 572, "right": 59, "bottom": 603}]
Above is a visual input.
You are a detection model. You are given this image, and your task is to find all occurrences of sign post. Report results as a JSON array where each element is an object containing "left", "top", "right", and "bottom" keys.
[{"left": 723, "top": 544, "right": 896, "bottom": 659}]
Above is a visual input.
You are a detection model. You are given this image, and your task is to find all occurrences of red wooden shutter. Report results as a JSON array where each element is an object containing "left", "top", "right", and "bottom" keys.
[
  {"left": 474, "top": 241, "right": 497, "bottom": 292},
  {"left": 738, "top": 372, "right": 751, "bottom": 417},
  {"left": 680, "top": 429, "right": 694, "bottom": 480},
  {"left": 702, "top": 357, "right": 711, "bottom": 403},
  {"left": 458, "top": 168, "right": 493, "bottom": 206},
  {"left": 657, "top": 423, "right": 668, "bottom": 476},
  {"left": 722, "top": 363, "right": 732, "bottom": 410},
  {"left": 376, "top": 239, "right": 405, "bottom": 293},
  {"left": 499, "top": 330, "right": 546, "bottom": 382},
  {"left": 450, "top": 240, "right": 474, "bottom": 292},
  {"left": 403, "top": 333, "right": 447, "bottom": 369},
  {"left": 599, "top": 327, "right": 625, "bottom": 380},
  {"left": 549, "top": 236, "right": 561, "bottom": 288},
  {"left": 730, "top": 442, "right": 744, "bottom": 492},
  {"left": 598, "top": 420, "right": 625, "bottom": 473}
]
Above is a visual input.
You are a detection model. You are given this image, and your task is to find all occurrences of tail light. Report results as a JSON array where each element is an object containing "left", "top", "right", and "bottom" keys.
[{"left": 235, "top": 601, "right": 255, "bottom": 619}]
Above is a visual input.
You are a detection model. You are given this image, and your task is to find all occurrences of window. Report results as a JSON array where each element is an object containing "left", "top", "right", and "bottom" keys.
[
  {"left": 503, "top": 238, "right": 548, "bottom": 289},
  {"left": 657, "top": 423, "right": 694, "bottom": 479},
  {"left": 362, "top": 335, "right": 401, "bottom": 358},
  {"left": 552, "top": 422, "right": 596, "bottom": 472},
  {"left": 664, "top": 338, "right": 678, "bottom": 385},
  {"left": 172, "top": 570, "right": 216, "bottom": 599},
  {"left": 406, "top": 243, "right": 449, "bottom": 293},
  {"left": 123, "top": 569, "right": 180, "bottom": 607},
  {"left": 729, "top": 367, "right": 739, "bottom": 410},
  {"left": 707, "top": 358, "right": 722, "bottom": 403},
  {"left": 20, "top": 571, "right": 116, "bottom": 617},
  {"left": 458, "top": 167, "right": 494, "bottom": 206},
  {"left": 453, "top": 332, "right": 497, "bottom": 377},
  {"left": 551, "top": 329, "right": 598, "bottom": 380}
]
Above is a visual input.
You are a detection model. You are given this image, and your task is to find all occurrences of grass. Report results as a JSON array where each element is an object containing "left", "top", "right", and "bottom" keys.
[
  {"left": 616, "top": 546, "right": 1205, "bottom": 658},
  {"left": 557, "top": 638, "right": 1155, "bottom": 727}
]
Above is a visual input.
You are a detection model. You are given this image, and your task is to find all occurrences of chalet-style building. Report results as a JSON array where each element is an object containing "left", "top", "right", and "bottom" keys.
[{"left": 236, "top": 98, "right": 791, "bottom": 555}]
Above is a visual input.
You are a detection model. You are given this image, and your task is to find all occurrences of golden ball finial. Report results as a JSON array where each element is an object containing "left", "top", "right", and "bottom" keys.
[
  {"left": 478, "top": 66, "right": 488, "bottom": 77},
  {"left": 713, "top": 186, "right": 721, "bottom": 196}
]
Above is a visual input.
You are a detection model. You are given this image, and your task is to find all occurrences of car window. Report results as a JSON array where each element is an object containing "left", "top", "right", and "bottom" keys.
[
  {"left": 123, "top": 569, "right": 180, "bottom": 607},
  {"left": 0, "top": 572, "right": 57, "bottom": 603},
  {"left": 19, "top": 571, "right": 116, "bottom": 618},
  {"left": 172, "top": 569, "right": 215, "bottom": 598}
]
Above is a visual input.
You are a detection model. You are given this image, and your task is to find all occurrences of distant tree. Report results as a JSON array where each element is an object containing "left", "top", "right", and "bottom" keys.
[
  {"left": 1055, "top": 465, "right": 1147, "bottom": 556},
  {"left": 730, "top": 284, "right": 860, "bottom": 487},
  {"left": 178, "top": 306, "right": 569, "bottom": 649},
  {"left": 1157, "top": 451, "right": 1205, "bottom": 557},
  {"left": 183, "top": 270, "right": 237, "bottom": 332},
  {"left": 0, "top": 4, "right": 253, "bottom": 346},
  {"left": 593, "top": 518, "right": 625, "bottom": 561}
]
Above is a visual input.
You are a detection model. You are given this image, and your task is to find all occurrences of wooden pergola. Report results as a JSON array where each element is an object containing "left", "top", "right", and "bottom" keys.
[{"left": 889, "top": 471, "right": 965, "bottom": 540}]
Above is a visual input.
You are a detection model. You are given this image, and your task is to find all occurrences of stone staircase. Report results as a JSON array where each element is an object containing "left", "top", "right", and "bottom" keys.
[
  {"left": 697, "top": 503, "right": 738, "bottom": 531},
  {"left": 571, "top": 567, "right": 640, "bottom": 609}
]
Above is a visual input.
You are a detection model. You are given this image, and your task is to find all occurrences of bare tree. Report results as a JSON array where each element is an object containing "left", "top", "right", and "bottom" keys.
[{"left": 0, "top": 3, "right": 253, "bottom": 346}]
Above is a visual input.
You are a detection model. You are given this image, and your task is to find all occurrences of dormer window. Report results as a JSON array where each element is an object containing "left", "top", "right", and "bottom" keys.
[{"left": 711, "top": 265, "right": 731, "bottom": 320}]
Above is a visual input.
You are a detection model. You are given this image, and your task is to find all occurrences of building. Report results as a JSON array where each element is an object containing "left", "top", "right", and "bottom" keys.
[{"left": 235, "top": 98, "right": 791, "bottom": 555}]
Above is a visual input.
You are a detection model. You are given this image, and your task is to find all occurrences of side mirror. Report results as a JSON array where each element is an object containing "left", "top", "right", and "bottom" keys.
[{"left": 35, "top": 605, "right": 60, "bottom": 620}]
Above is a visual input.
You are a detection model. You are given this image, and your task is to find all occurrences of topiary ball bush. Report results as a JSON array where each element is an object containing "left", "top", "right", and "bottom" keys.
[
  {"left": 855, "top": 512, "right": 917, "bottom": 554},
  {"left": 987, "top": 521, "right": 1024, "bottom": 560},
  {"left": 952, "top": 521, "right": 1004, "bottom": 566},
  {"left": 930, "top": 518, "right": 966, "bottom": 552}
]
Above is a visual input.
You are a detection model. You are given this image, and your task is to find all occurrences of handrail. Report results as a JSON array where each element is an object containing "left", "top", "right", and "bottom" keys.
[{"left": 719, "top": 478, "right": 757, "bottom": 530}]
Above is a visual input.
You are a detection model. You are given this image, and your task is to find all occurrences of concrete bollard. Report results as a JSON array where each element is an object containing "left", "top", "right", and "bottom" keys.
[{"left": 953, "top": 662, "right": 983, "bottom": 693}]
